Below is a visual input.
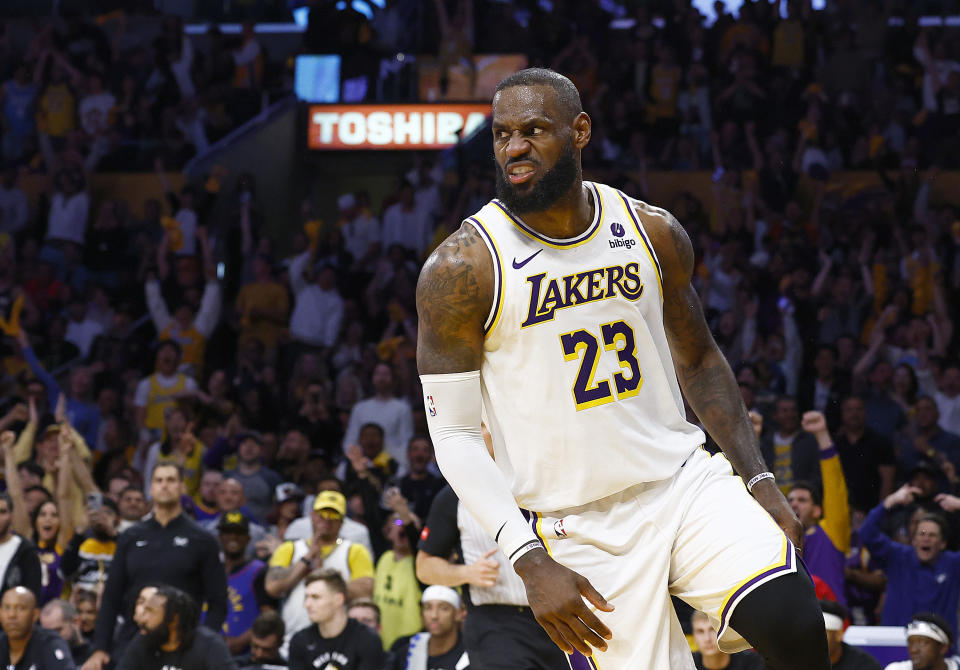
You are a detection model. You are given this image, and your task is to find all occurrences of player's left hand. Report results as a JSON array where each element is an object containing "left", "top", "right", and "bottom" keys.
[{"left": 750, "top": 479, "right": 804, "bottom": 554}]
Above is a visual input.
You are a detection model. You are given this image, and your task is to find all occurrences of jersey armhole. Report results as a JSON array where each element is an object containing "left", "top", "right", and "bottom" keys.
[
  {"left": 464, "top": 217, "right": 503, "bottom": 335},
  {"left": 614, "top": 189, "right": 664, "bottom": 301}
]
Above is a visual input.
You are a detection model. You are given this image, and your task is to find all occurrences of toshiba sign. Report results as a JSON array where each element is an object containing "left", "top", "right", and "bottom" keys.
[{"left": 307, "top": 104, "right": 490, "bottom": 150}]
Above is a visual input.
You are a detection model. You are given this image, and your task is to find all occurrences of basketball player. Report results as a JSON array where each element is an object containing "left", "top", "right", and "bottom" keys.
[{"left": 416, "top": 68, "right": 829, "bottom": 670}]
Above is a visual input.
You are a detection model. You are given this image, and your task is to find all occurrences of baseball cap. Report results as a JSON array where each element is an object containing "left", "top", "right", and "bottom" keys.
[
  {"left": 276, "top": 482, "right": 305, "bottom": 503},
  {"left": 217, "top": 511, "right": 251, "bottom": 533},
  {"left": 237, "top": 430, "right": 264, "bottom": 445},
  {"left": 313, "top": 491, "right": 346, "bottom": 517},
  {"left": 421, "top": 585, "right": 461, "bottom": 609}
]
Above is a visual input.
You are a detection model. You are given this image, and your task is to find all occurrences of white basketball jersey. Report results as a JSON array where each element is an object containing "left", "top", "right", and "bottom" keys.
[{"left": 468, "top": 181, "right": 704, "bottom": 511}]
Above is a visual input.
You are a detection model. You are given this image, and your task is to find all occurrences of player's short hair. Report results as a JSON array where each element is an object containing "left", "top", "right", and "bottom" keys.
[
  {"left": 347, "top": 598, "right": 381, "bottom": 624},
  {"left": 157, "top": 339, "right": 182, "bottom": 358},
  {"left": 74, "top": 589, "right": 97, "bottom": 606},
  {"left": 305, "top": 568, "right": 348, "bottom": 597},
  {"left": 250, "top": 611, "right": 285, "bottom": 640},
  {"left": 407, "top": 435, "right": 433, "bottom": 451},
  {"left": 916, "top": 513, "right": 949, "bottom": 540},
  {"left": 359, "top": 422, "right": 384, "bottom": 440},
  {"left": 775, "top": 395, "right": 797, "bottom": 409},
  {"left": 819, "top": 599, "right": 847, "bottom": 620},
  {"left": 789, "top": 480, "right": 822, "bottom": 507},
  {"left": 689, "top": 610, "right": 711, "bottom": 627},
  {"left": 24, "top": 485, "right": 53, "bottom": 504},
  {"left": 17, "top": 461, "right": 44, "bottom": 479},
  {"left": 494, "top": 68, "right": 584, "bottom": 123},
  {"left": 151, "top": 461, "right": 184, "bottom": 481},
  {"left": 41, "top": 598, "right": 77, "bottom": 620},
  {"left": 911, "top": 612, "right": 954, "bottom": 645}
]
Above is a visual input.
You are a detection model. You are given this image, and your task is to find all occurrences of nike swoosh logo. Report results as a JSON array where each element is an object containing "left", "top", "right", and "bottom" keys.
[
  {"left": 136, "top": 540, "right": 147, "bottom": 547},
  {"left": 512, "top": 249, "right": 542, "bottom": 269}
]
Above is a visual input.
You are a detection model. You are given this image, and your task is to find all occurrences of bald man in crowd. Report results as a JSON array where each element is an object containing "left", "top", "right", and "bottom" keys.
[{"left": 0, "top": 587, "right": 75, "bottom": 670}]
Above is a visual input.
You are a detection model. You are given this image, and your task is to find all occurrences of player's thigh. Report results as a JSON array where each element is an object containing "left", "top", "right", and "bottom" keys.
[
  {"left": 668, "top": 449, "right": 796, "bottom": 653},
  {"left": 533, "top": 488, "right": 694, "bottom": 669}
]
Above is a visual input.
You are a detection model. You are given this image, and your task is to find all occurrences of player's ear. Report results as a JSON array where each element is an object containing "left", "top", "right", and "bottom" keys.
[{"left": 572, "top": 112, "right": 591, "bottom": 150}]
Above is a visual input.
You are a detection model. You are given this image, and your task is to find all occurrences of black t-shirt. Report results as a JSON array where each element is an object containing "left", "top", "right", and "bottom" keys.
[
  {"left": 233, "top": 653, "right": 287, "bottom": 670},
  {"left": 418, "top": 487, "right": 459, "bottom": 558},
  {"left": 390, "top": 633, "right": 469, "bottom": 670},
  {"left": 0, "top": 627, "right": 75, "bottom": 670},
  {"left": 833, "top": 643, "right": 882, "bottom": 670},
  {"left": 288, "top": 619, "right": 386, "bottom": 670},
  {"left": 692, "top": 650, "right": 764, "bottom": 670},
  {"left": 398, "top": 474, "right": 445, "bottom": 521},
  {"left": 834, "top": 429, "right": 895, "bottom": 512},
  {"left": 116, "top": 625, "right": 237, "bottom": 670},
  {"left": 418, "top": 487, "right": 473, "bottom": 603}
]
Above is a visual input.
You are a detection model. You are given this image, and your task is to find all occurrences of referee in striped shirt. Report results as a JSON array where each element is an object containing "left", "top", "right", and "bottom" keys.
[{"left": 416, "top": 486, "right": 565, "bottom": 669}]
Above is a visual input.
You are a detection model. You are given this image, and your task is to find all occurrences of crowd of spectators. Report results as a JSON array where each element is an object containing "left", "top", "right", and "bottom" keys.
[
  {"left": 0, "top": 12, "right": 271, "bottom": 172},
  {"left": 0, "top": 0, "right": 957, "bottom": 668}
]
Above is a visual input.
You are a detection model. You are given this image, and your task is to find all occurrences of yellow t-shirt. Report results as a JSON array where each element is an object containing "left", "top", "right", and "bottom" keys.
[
  {"left": 38, "top": 83, "right": 75, "bottom": 137},
  {"left": 235, "top": 281, "right": 290, "bottom": 351},
  {"left": 373, "top": 551, "right": 421, "bottom": 650},
  {"left": 268, "top": 539, "right": 374, "bottom": 579}
]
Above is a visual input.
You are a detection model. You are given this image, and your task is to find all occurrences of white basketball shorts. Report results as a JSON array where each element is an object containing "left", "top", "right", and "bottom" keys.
[{"left": 524, "top": 446, "right": 796, "bottom": 670}]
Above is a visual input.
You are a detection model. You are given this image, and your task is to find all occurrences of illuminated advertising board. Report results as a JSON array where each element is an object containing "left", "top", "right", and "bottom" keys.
[{"left": 307, "top": 104, "right": 490, "bottom": 150}]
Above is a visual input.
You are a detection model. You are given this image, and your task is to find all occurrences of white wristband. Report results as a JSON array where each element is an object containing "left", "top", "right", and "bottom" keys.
[
  {"left": 746, "top": 471, "right": 775, "bottom": 493},
  {"left": 509, "top": 540, "right": 545, "bottom": 565}
]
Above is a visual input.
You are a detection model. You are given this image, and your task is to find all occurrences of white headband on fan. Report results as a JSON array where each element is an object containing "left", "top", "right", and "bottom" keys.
[
  {"left": 907, "top": 621, "right": 950, "bottom": 645},
  {"left": 823, "top": 613, "right": 844, "bottom": 631}
]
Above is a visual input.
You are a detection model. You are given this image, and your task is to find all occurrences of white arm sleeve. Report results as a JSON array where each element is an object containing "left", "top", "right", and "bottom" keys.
[{"left": 421, "top": 371, "right": 541, "bottom": 564}]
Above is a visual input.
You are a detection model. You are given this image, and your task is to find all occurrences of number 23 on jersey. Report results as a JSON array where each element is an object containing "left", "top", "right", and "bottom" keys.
[{"left": 559, "top": 319, "right": 643, "bottom": 410}]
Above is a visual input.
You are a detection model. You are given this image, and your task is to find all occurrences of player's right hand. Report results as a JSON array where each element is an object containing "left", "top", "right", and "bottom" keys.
[
  {"left": 515, "top": 548, "right": 614, "bottom": 657},
  {"left": 81, "top": 650, "right": 110, "bottom": 670},
  {"left": 466, "top": 548, "right": 500, "bottom": 587}
]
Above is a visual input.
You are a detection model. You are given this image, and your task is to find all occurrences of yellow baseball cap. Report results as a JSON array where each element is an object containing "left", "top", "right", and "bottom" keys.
[{"left": 313, "top": 491, "right": 346, "bottom": 517}]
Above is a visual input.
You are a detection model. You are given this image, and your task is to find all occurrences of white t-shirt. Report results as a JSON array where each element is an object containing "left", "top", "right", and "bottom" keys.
[
  {"left": 381, "top": 202, "right": 434, "bottom": 259},
  {"left": 170, "top": 36, "right": 195, "bottom": 99},
  {"left": 0, "top": 534, "right": 22, "bottom": 589},
  {"left": 47, "top": 191, "right": 90, "bottom": 244},
  {"left": 341, "top": 396, "right": 414, "bottom": 472},
  {"left": 342, "top": 213, "right": 380, "bottom": 263},
  {"left": 65, "top": 317, "right": 104, "bottom": 358},
  {"left": 936, "top": 392, "right": 960, "bottom": 437},
  {"left": 79, "top": 92, "right": 116, "bottom": 136},
  {"left": 885, "top": 659, "right": 959, "bottom": 670}
]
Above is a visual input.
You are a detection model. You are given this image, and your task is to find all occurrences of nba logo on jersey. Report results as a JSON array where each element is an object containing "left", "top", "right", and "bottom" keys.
[
  {"left": 426, "top": 395, "right": 437, "bottom": 417},
  {"left": 554, "top": 519, "right": 567, "bottom": 538}
]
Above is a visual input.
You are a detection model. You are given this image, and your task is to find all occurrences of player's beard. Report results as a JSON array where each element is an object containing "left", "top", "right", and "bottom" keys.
[
  {"left": 141, "top": 621, "right": 171, "bottom": 653},
  {"left": 495, "top": 139, "right": 579, "bottom": 215}
]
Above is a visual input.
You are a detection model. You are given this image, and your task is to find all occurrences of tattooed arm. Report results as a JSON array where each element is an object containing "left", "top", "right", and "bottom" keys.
[
  {"left": 640, "top": 203, "right": 803, "bottom": 551},
  {"left": 416, "top": 222, "right": 491, "bottom": 374},
  {"left": 416, "top": 223, "right": 613, "bottom": 656}
]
